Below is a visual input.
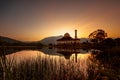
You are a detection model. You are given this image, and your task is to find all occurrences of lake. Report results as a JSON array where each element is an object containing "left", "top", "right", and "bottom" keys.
[{"left": 0, "top": 47, "right": 120, "bottom": 80}]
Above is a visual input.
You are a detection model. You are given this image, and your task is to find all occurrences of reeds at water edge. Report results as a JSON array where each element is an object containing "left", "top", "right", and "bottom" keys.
[{"left": 0, "top": 46, "right": 120, "bottom": 80}]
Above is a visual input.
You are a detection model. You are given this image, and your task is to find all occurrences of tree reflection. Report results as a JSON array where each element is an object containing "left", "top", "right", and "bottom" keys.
[
  {"left": 56, "top": 47, "right": 120, "bottom": 79},
  {"left": 90, "top": 48, "right": 120, "bottom": 80}
]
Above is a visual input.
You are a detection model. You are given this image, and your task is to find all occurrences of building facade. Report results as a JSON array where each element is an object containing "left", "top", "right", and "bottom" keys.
[{"left": 56, "top": 30, "right": 80, "bottom": 47}]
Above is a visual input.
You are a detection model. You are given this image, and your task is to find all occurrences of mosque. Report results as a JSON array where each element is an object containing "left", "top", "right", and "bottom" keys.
[{"left": 56, "top": 30, "right": 80, "bottom": 47}]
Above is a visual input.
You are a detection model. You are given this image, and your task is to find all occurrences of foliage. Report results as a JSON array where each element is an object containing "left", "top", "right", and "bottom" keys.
[
  {"left": 89, "top": 29, "right": 107, "bottom": 43},
  {"left": 91, "top": 46, "right": 120, "bottom": 80}
]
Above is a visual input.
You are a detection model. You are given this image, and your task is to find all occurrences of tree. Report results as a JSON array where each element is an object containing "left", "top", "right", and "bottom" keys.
[
  {"left": 103, "top": 38, "right": 115, "bottom": 47},
  {"left": 114, "top": 38, "right": 120, "bottom": 46},
  {"left": 89, "top": 29, "right": 107, "bottom": 43}
]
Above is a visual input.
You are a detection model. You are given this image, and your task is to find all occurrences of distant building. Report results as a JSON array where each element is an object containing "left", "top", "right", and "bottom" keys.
[{"left": 56, "top": 30, "right": 80, "bottom": 46}]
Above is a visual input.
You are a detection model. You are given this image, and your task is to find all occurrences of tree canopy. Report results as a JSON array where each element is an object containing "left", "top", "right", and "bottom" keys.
[{"left": 89, "top": 29, "right": 107, "bottom": 43}]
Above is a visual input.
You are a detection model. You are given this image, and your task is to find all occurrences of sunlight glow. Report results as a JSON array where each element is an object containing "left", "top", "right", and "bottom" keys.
[
  {"left": 71, "top": 53, "right": 92, "bottom": 77},
  {"left": 53, "top": 27, "right": 75, "bottom": 37}
]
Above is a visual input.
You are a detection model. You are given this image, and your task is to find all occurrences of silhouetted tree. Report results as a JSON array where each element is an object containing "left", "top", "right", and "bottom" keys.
[
  {"left": 89, "top": 29, "right": 107, "bottom": 43},
  {"left": 0, "top": 36, "right": 2, "bottom": 45},
  {"left": 114, "top": 38, "right": 120, "bottom": 46},
  {"left": 103, "top": 38, "right": 115, "bottom": 47},
  {"left": 90, "top": 49, "right": 120, "bottom": 80}
]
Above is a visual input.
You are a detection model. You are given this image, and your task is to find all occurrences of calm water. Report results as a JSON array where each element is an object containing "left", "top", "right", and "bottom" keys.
[
  {"left": 1, "top": 47, "right": 120, "bottom": 80},
  {"left": 6, "top": 48, "right": 92, "bottom": 63},
  {"left": 5, "top": 48, "right": 93, "bottom": 77}
]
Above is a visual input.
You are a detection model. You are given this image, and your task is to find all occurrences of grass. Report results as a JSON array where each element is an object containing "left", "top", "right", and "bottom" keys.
[
  {"left": 0, "top": 46, "right": 120, "bottom": 80},
  {"left": 0, "top": 52, "right": 96, "bottom": 80},
  {"left": 90, "top": 46, "right": 120, "bottom": 80}
]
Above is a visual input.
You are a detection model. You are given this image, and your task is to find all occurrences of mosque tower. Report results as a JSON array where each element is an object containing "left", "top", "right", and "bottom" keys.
[{"left": 75, "top": 29, "right": 77, "bottom": 39}]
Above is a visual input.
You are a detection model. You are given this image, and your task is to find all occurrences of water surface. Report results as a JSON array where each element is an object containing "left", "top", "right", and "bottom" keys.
[{"left": 1, "top": 47, "right": 119, "bottom": 80}]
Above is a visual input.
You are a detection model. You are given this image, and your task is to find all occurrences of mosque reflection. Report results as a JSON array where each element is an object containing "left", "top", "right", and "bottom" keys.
[
  {"left": 55, "top": 29, "right": 90, "bottom": 62},
  {"left": 56, "top": 48, "right": 89, "bottom": 62}
]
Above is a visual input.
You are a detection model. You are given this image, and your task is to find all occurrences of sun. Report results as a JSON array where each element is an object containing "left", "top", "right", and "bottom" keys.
[{"left": 54, "top": 28, "right": 75, "bottom": 37}]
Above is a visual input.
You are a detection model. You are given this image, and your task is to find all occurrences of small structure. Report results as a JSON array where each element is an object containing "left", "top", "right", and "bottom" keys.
[{"left": 56, "top": 30, "right": 80, "bottom": 47}]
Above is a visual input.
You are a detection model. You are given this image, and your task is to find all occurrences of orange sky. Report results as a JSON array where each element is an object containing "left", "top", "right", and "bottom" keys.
[{"left": 0, "top": 0, "right": 120, "bottom": 41}]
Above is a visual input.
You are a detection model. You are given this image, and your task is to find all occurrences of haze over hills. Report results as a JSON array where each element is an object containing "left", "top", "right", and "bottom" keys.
[
  {"left": 39, "top": 36, "right": 63, "bottom": 45},
  {"left": 0, "top": 36, "right": 22, "bottom": 44},
  {"left": 39, "top": 36, "right": 90, "bottom": 45},
  {"left": 0, "top": 35, "right": 90, "bottom": 46},
  {"left": 0, "top": 36, "right": 42, "bottom": 46}
]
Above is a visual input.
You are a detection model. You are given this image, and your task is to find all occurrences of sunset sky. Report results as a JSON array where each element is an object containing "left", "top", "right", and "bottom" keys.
[{"left": 0, "top": 0, "right": 120, "bottom": 41}]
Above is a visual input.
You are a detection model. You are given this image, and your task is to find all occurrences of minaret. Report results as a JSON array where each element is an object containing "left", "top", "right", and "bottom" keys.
[
  {"left": 75, "top": 53, "right": 77, "bottom": 62},
  {"left": 75, "top": 29, "right": 77, "bottom": 39}
]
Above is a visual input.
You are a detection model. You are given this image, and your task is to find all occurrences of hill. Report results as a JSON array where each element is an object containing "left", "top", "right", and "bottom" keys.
[
  {"left": 0, "top": 36, "right": 22, "bottom": 45},
  {"left": 39, "top": 36, "right": 89, "bottom": 45},
  {"left": 39, "top": 36, "right": 63, "bottom": 45}
]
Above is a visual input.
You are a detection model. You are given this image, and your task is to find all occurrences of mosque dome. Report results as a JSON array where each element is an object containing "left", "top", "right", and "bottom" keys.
[
  {"left": 64, "top": 33, "right": 70, "bottom": 38},
  {"left": 57, "top": 32, "right": 73, "bottom": 41}
]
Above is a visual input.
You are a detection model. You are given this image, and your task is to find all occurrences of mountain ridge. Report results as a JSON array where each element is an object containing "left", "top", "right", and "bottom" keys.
[
  {"left": 0, "top": 36, "right": 23, "bottom": 43},
  {"left": 39, "top": 36, "right": 90, "bottom": 45},
  {"left": 39, "top": 35, "right": 63, "bottom": 45},
  {"left": 0, "top": 35, "right": 90, "bottom": 46}
]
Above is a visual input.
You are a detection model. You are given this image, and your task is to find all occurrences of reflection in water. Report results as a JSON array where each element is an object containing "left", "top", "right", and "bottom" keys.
[
  {"left": 1, "top": 47, "right": 119, "bottom": 80},
  {"left": 71, "top": 53, "right": 92, "bottom": 77},
  {"left": 4, "top": 48, "right": 92, "bottom": 78},
  {"left": 6, "top": 50, "right": 43, "bottom": 64},
  {"left": 56, "top": 48, "right": 89, "bottom": 61}
]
